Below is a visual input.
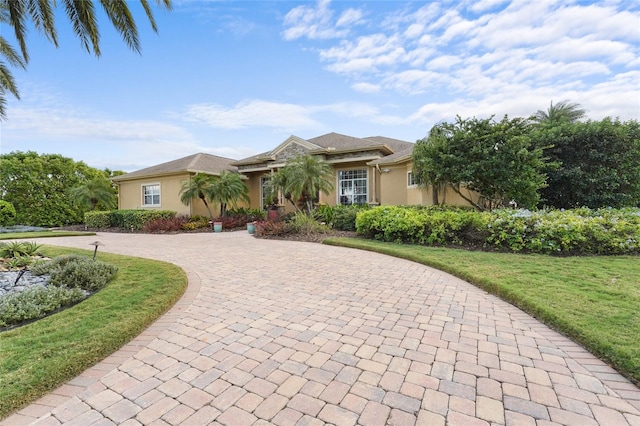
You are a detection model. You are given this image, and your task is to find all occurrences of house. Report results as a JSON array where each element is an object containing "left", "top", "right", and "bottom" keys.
[
  {"left": 111, "top": 153, "right": 242, "bottom": 217},
  {"left": 232, "top": 132, "right": 479, "bottom": 211},
  {"left": 113, "top": 132, "right": 480, "bottom": 215}
]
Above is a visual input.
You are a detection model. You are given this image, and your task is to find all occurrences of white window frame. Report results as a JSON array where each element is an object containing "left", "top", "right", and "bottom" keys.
[
  {"left": 142, "top": 183, "right": 161, "bottom": 207},
  {"left": 408, "top": 171, "right": 418, "bottom": 188},
  {"left": 338, "top": 169, "right": 368, "bottom": 206}
]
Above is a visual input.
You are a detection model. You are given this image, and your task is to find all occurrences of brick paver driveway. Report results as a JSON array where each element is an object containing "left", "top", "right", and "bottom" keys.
[{"left": 4, "top": 232, "right": 640, "bottom": 425}]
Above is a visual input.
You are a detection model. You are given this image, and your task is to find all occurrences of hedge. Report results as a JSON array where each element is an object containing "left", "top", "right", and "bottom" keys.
[
  {"left": 84, "top": 209, "right": 177, "bottom": 230},
  {"left": 356, "top": 206, "right": 640, "bottom": 255}
]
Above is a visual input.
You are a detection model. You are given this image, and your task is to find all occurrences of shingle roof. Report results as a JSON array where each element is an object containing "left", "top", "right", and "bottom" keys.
[
  {"left": 232, "top": 132, "right": 415, "bottom": 167},
  {"left": 363, "top": 136, "right": 415, "bottom": 153},
  {"left": 112, "top": 153, "right": 238, "bottom": 182},
  {"left": 367, "top": 146, "right": 414, "bottom": 165},
  {"left": 307, "top": 132, "right": 382, "bottom": 150}
]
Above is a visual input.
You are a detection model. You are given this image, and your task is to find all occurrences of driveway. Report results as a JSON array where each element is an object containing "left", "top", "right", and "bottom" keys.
[{"left": 3, "top": 232, "right": 640, "bottom": 425}]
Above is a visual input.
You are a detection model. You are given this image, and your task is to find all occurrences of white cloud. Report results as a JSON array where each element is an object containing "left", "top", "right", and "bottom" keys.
[
  {"left": 283, "top": 0, "right": 639, "bottom": 124},
  {"left": 282, "top": 0, "right": 363, "bottom": 40},
  {"left": 183, "top": 100, "right": 321, "bottom": 130},
  {"left": 351, "top": 82, "right": 381, "bottom": 93},
  {"left": 336, "top": 8, "right": 364, "bottom": 27}
]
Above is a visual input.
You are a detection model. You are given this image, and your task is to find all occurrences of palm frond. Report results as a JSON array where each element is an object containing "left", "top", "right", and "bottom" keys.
[
  {"left": 99, "top": 0, "right": 140, "bottom": 54},
  {"left": 62, "top": 0, "right": 100, "bottom": 56}
]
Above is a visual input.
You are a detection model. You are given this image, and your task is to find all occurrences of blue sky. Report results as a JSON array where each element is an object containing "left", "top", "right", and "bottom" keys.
[{"left": 1, "top": 0, "right": 639, "bottom": 172}]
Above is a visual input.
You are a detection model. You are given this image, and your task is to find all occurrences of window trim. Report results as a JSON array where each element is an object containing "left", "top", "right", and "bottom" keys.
[
  {"left": 142, "top": 183, "right": 161, "bottom": 207},
  {"left": 337, "top": 168, "right": 368, "bottom": 206},
  {"left": 407, "top": 171, "right": 418, "bottom": 188}
]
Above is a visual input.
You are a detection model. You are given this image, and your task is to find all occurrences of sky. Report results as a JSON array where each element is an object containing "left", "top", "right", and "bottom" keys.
[{"left": 0, "top": 0, "right": 639, "bottom": 173}]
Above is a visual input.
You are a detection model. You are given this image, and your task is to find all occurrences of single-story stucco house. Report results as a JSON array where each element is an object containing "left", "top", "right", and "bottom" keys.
[{"left": 113, "top": 132, "right": 480, "bottom": 215}]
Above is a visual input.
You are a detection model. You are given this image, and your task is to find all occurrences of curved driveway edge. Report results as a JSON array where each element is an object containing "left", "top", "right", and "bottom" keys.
[{"left": 2, "top": 232, "right": 639, "bottom": 426}]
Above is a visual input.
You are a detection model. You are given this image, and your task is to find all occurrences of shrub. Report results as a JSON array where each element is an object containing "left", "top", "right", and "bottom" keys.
[
  {"left": 356, "top": 205, "right": 640, "bottom": 255},
  {"left": 0, "top": 200, "right": 17, "bottom": 226},
  {"left": 109, "top": 209, "right": 177, "bottom": 230},
  {"left": 255, "top": 220, "right": 291, "bottom": 237},
  {"left": 315, "top": 204, "right": 370, "bottom": 231},
  {"left": 32, "top": 255, "right": 119, "bottom": 292},
  {"left": 85, "top": 211, "right": 110, "bottom": 228},
  {"left": 143, "top": 215, "right": 189, "bottom": 233},
  {"left": 181, "top": 216, "right": 210, "bottom": 231},
  {"left": 0, "top": 285, "right": 86, "bottom": 329},
  {"left": 0, "top": 241, "right": 42, "bottom": 258},
  {"left": 227, "top": 207, "right": 267, "bottom": 222},
  {"left": 287, "top": 213, "right": 331, "bottom": 235}
]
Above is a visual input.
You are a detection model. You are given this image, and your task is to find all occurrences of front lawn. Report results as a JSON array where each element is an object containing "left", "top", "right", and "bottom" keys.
[
  {"left": 0, "top": 231, "right": 96, "bottom": 240},
  {"left": 324, "top": 237, "right": 640, "bottom": 386},
  {"left": 0, "top": 246, "right": 187, "bottom": 419}
]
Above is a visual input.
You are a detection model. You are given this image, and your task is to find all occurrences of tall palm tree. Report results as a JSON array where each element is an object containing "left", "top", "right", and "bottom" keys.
[
  {"left": 179, "top": 173, "right": 215, "bottom": 219},
  {"left": 534, "top": 100, "right": 586, "bottom": 124},
  {"left": 209, "top": 171, "right": 250, "bottom": 217},
  {"left": 0, "top": 0, "right": 171, "bottom": 120},
  {"left": 68, "top": 178, "right": 116, "bottom": 211},
  {"left": 274, "top": 155, "right": 335, "bottom": 214}
]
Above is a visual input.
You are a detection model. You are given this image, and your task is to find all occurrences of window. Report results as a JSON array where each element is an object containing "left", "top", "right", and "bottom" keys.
[
  {"left": 408, "top": 171, "right": 418, "bottom": 187},
  {"left": 142, "top": 184, "right": 160, "bottom": 206},
  {"left": 339, "top": 169, "right": 367, "bottom": 205},
  {"left": 261, "top": 176, "right": 272, "bottom": 209}
]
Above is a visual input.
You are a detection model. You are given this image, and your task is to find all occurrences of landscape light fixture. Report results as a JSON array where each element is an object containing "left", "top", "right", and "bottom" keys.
[{"left": 89, "top": 241, "right": 104, "bottom": 260}]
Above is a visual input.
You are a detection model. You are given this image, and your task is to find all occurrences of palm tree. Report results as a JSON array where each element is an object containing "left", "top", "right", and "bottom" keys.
[
  {"left": 267, "top": 167, "right": 298, "bottom": 212},
  {"left": 0, "top": 0, "right": 171, "bottom": 120},
  {"left": 69, "top": 178, "right": 117, "bottom": 211},
  {"left": 179, "top": 173, "right": 216, "bottom": 219},
  {"left": 534, "top": 100, "right": 586, "bottom": 124},
  {"left": 272, "top": 155, "right": 335, "bottom": 214},
  {"left": 209, "top": 171, "right": 250, "bottom": 217}
]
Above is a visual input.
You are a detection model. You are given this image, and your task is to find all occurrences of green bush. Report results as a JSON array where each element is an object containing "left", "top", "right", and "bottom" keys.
[
  {"left": 110, "top": 209, "right": 177, "bottom": 230},
  {"left": 32, "top": 255, "right": 119, "bottom": 292},
  {"left": 0, "top": 241, "right": 42, "bottom": 258},
  {"left": 0, "top": 200, "right": 17, "bottom": 226},
  {"left": 355, "top": 205, "right": 640, "bottom": 255},
  {"left": 85, "top": 211, "right": 110, "bottom": 228},
  {"left": 315, "top": 205, "right": 370, "bottom": 231},
  {"left": 0, "top": 286, "right": 86, "bottom": 329},
  {"left": 287, "top": 213, "right": 331, "bottom": 235},
  {"left": 227, "top": 207, "right": 266, "bottom": 222}
]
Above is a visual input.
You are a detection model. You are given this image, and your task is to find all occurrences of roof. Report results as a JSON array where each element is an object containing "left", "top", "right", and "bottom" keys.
[
  {"left": 112, "top": 153, "right": 238, "bottom": 182},
  {"left": 367, "top": 146, "right": 414, "bottom": 166},
  {"left": 233, "top": 132, "right": 414, "bottom": 167}
]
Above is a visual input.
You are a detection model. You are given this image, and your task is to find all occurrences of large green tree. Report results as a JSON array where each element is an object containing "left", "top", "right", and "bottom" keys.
[
  {"left": 0, "top": 0, "right": 171, "bottom": 119},
  {"left": 532, "top": 118, "right": 640, "bottom": 208},
  {"left": 0, "top": 151, "right": 108, "bottom": 226},
  {"left": 413, "top": 116, "right": 548, "bottom": 210},
  {"left": 269, "top": 155, "right": 335, "bottom": 214}
]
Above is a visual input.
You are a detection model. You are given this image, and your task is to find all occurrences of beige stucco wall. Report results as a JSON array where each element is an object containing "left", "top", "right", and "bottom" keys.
[
  {"left": 378, "top": 161, "right": 481, "bottom": 208},
  {"left": 116, "top": 173, "right": 252, "bottom": 218},
  {"left": 117, "top": 173, "right": 192, "bottom": 215},
  {"left": 378, "top": 164, "right": 409, "bottom": 205}
]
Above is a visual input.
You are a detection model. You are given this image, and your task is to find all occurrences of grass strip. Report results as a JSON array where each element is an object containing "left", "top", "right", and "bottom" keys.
[
  {"left": 324, "top": 237, "right": 640, "bottom": 386},
  {"left": 0, "top": 246, "right": 187, "bottom": 419},
  {"left": 0, "top": 231, "right": 96, "bottom": 240}
]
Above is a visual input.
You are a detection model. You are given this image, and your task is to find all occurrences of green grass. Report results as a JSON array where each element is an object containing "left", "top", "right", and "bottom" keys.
[
  {"left": 324, "top": 237, "right": 640, "bottom": 386},
  {"left": 0, "top": 231, "right": 96, "bottom": 240},
  {"left": 0, "top": 246, "right": 187, "bottom": 419}
]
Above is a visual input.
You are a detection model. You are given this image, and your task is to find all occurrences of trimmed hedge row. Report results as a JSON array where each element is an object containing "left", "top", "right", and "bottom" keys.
[
  {"left": 356, "top": 206, "right": 640, "bottom": 255},
  {"left": 85, "top": 209, "right": 177, "bottom": 230}
]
